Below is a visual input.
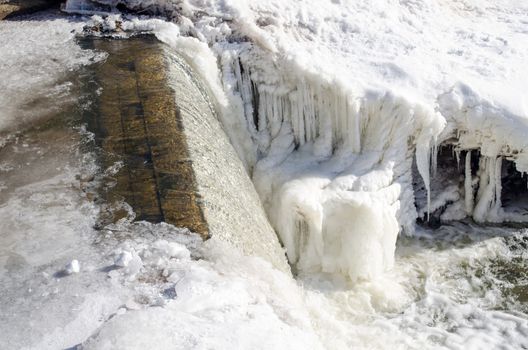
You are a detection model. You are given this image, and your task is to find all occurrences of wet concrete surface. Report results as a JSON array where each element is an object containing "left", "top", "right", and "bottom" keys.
[{"left": 82, "top": 36, "right": 209, "bottom": 238}]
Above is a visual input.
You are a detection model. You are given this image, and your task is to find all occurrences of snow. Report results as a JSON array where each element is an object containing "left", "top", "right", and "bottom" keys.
[
  {"left": 81, "top": 237, "right": 324, "bottom": 350},
  {"left": 65, "top": 259, "right": 81, "bottom": 274},
  {"left": 3, "top": 2, "right": 528, "bottom": 349},
  {"left": 114, "top": 251, "right": 133, "bottom": 267},
  {"left": 44, "top": 220, "right": 528, "bottom": 350}
]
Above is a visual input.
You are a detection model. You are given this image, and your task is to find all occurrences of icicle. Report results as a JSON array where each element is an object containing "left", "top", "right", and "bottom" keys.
[
  {"left": 416, "top": 141, "right": 432, "bottom": 220},
  {"left": 473, "top": 155, "right": 503, "bottom": 222},
  {"left": 313, "top": 85, "right": 333, "bottom": 157},
  {"left": 257, "top": 85, "right": 266, "bottom": 133},
  {"left": 235, "top": 60, "right": 258, "bottom": 137},
  {"left": 290, "top": 90, "right": 303, "bottom": 145},
  {"left": 431, "top": 140, "right": 439, "bottom": 178},
  {"left": 493, "top": 156, "right": 503, "bottom": 215},
  {"left": 464, "top": 150, "right": 474, "bottom": 215},
  {"left": 303, "top": 83, "right": 313, "bottom": 142},
  {"left": 270, "top": 93, "right": 281, "bottom": 138},
  {"left": 348, "top": 97, "right": 361, "bottom": 153}
]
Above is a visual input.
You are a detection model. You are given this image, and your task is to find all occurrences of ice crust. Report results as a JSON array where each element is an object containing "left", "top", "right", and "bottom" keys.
[{"left": 75, "top": 0, "right": 528, "bottom": 280}]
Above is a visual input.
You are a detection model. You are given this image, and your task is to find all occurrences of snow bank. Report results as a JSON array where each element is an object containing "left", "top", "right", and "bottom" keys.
[{"left": 73, "top": 216, "right": 528, "bottom": 350}]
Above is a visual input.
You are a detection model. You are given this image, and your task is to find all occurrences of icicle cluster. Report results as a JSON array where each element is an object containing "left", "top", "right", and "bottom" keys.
[{"left": 227, "top": 52, "right": 445, "bottom": 280}]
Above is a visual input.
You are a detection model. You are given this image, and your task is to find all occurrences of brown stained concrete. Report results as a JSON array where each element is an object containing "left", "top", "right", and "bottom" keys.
[
  {"left": 86, "top": 36, "right": 209, "bottom": 238},
  {"left": 0, "top": 0, "right": 60, "bottom": 20}
]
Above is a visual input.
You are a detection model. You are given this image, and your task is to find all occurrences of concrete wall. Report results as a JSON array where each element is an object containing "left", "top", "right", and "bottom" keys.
[{"left": 86, "top": 36, "right": 290, "bottom": 273}]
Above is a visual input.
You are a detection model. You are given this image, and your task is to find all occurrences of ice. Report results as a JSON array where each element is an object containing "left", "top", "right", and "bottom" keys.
[
  {"left": 81, "top": 238, "right": 324, "bottom": 350},
  {"left": 0, "top": 14, "right": 105, "bottom": 134},
  {"left": 65, "top": 259, "right": 81, "bottom": 274},
  {"left": 69, "top": 223, "right": 528, "bottom": 350},
  {"left": 473, "top": 155, "right": 503, "bottom": 222},
  {"left": 435, "top": 84, "right": 528, "bottom": 223},
  {"left": 0, "top": 129, "right": 128, "bottom": 349},
  {"left": 465, "top": 151, "right": 474, "bottom": 215},
  {"left": 110, "top": 0, "right": 528, "bottom": 279},
  {"left": 152, "top": 240, "right": 191, "bottom": 260},
  {"left": 114, "top": 251, "right": 133, "bottom": 268},
  {"left": 218, "top": 53, "right": 445, "bottom": 280},
  {"left": 3, "top": 1, "right": 528, "bottom": 349}
]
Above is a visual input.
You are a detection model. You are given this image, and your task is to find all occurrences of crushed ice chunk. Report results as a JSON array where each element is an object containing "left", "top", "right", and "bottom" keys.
[
  {"left": 153, "top": 240, "right": 191, "bottom": 260},
  {"left": 114, "top": 251, "right": 133, "bottom": 267},
  {"left": 65, "top": 259, "right": 80, "bottom": 275}
]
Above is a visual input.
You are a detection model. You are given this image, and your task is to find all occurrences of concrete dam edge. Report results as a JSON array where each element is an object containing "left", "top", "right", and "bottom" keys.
[{"left": 84, "top": 35, "right": 291, "bottom": 274}]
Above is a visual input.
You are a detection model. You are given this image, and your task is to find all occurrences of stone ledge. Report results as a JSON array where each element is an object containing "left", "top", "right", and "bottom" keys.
[{"left": 81, "top": 35, "right": 290, "bottom": 273}]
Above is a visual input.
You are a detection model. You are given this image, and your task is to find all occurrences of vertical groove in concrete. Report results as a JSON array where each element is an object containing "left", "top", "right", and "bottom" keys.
[{"left": 88, "top": 36, "right": 209, "bottom": 238}]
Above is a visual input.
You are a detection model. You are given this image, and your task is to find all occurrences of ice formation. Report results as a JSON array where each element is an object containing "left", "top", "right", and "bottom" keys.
[
  {"left": 435, "top": 84, "right": 528, "bottom": 223},
  {"left": 62, "top": 0, "right": 528, "bottom": 280},
  {"left": 2, "top": 5, "right": 528, "bottom": 349},
  {"left": 239, "top": 72, "right": 445, "bottom": 280}
]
